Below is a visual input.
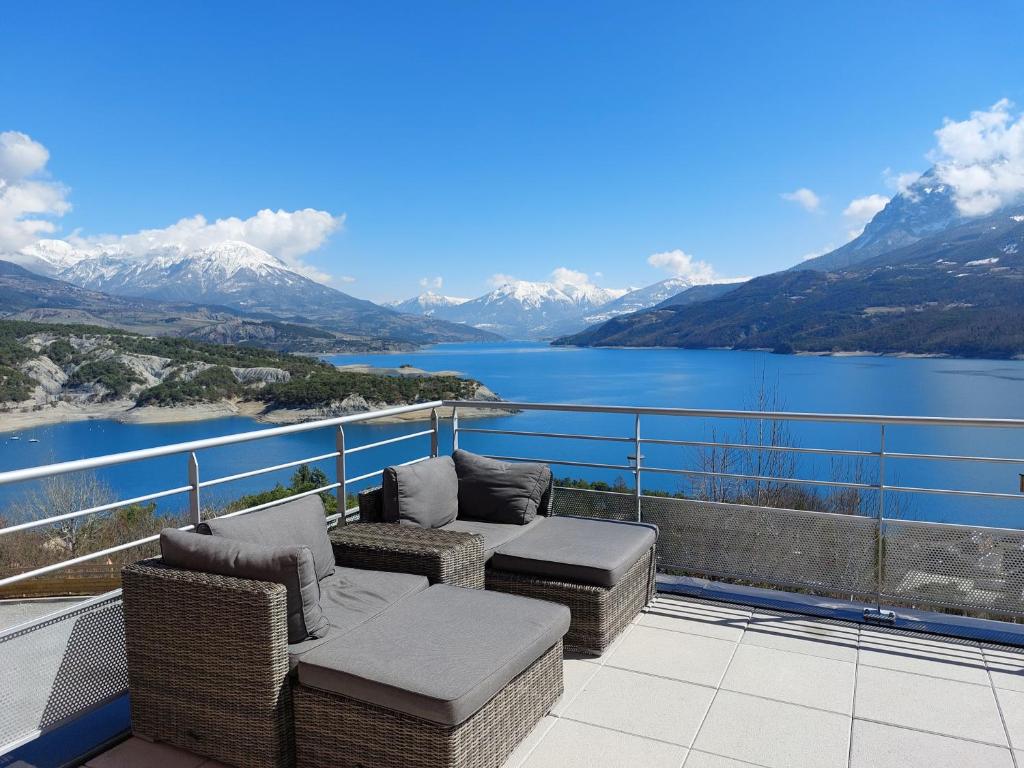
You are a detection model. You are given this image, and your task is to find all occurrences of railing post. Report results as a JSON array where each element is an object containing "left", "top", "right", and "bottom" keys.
[
  {"left": 865, "top": 423, "right": 894, "bottom": 624},
  {"left": 336, "top": 425, "right": 347, "bottom": 523},
  {"left": 187, "top": 452, "right": 201, "bottom": 526},
  {"left": 452, "top": 407, "right": 459, "bottom": 452},
  {"left": 431, "top": 408, "right": 439, "bottom": 457},
  {"left": 634, "top": 413, "right": 642, "bottom": 522}
]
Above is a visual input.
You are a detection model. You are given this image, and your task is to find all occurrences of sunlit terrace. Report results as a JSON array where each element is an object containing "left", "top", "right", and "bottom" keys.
[{"left": 3, "top": 400, "right": 1024, "bottom": 768}]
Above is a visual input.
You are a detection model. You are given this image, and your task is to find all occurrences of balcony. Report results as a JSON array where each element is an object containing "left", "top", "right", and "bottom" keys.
[{"left": 3, "top": 400, "right": 1024, "bottom": 767}]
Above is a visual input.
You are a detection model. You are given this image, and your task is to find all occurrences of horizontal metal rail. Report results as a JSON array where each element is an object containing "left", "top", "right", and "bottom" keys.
[
  {"left": 343, "top": 430, "right": 434, "bottom": 455},
  {"left": 458, "top": 427, "right": 634, "bottom": 443},
  {"left": 204, "top": 483, "right": 341, "bottom": 521},
  {"left": 885, "top": 450, "right": 1024, "bottom": 465},
  {"left": 0, "top": 485, "right": 193, "bottom": 537},
  {"left": 482, "top": 454, "right": 636, "bottom": 472},
  {"left": 0, "top": 400, "right": 441, "bottom": 486},
  {"left": 198, "top": 452, "right": 340, "bottom": 489},
  {"left": 641, "top": 465, "right": 879, "bottom": 491},
  {"left": 0, "top": 523, "right": 195, "bottom": 589},
  {"left": 344, "top": 456, "right": 430, "bottom": 486},
  {"left": 444, "top": 399, "right": 1024, "bottom": 429},
  {"left": 640, "top": 437, "right": 878, "bottom": 458}
]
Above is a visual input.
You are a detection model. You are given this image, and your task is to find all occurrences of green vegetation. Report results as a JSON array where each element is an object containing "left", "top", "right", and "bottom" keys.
[
  {"left": 0, "top": 366, "right": 34, "bottom": 401},
  {"left": 226, "top": 465, "right": 354, "bottom": 516},
  {"left": 137, "top": 365, "right": 245, "bottom": 406},
  {"left": 69, "top": 359, "right": 144, "bottom": 399},
  {"left": 0, "top": 319, "right": 490, "bottom": 409},
  {"left": 263, "top": 369, "right": 480, "bottom": 409}
]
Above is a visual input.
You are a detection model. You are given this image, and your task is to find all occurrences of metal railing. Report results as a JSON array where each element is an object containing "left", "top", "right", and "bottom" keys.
[{"left": 2, "top": 397, "right": 1024, "bottom": 755}]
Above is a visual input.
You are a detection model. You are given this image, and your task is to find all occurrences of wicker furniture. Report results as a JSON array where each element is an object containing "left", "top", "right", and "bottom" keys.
[
  {"left": 293, "top": 584, "right": 568, "bottom": 768},
  {"left": 295, "top": 642, "right": 562, "bottom": 768},
  {"left": 488, "top": 545, "right": 656, "bottom": 655},
  {"left": 331, "top": 523, "right": 485, "bottom": 589},
  {"left": 122, "top": 559, "right": 295, "bottom": 768},
  {"left": 357, "top": 478, "right": 658, "bottom": 655}
]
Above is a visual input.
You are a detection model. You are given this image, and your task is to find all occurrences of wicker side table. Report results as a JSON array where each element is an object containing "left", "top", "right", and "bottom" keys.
[{"left": 330, "top": 523, "right": 486, "bottom": 589}]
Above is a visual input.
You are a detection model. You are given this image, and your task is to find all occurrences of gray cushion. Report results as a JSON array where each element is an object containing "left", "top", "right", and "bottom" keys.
[
  {"left": 441, "top": 516, "right": 545, "bottom": 561},
  {"left": 198, "top": 495, "right": 335, "bottom": 582},
  {"left": 453, "top": 450, "right": 551, "bottom": 525},
  {"left": 382, "top": 456, "right": 459, "bottom": 529},
  {"left": 490, "top": 516, "right": 657, "bottom": 588},
  {"left": 160, "top": 527, "right": 328, "bottom": 643},
  {"left": 297, "top": 584, "right": 570, "bottom": 726},
  {"left": 288, "top": 567, "right": 429, "bottom": 668}
]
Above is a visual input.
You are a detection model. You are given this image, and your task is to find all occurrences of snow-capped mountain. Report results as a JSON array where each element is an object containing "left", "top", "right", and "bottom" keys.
[
  {"left": 797, "top": 168, "right": 961, "bottom": 272},
  {"left": 418, "top": 279, "right": 627, "bottom": 340},
  {"left": 386, "top": 292, "right": 469, "bottom": 316},
  {"left": 14, "top": 239, "right": 499, "bottom": 345},
  {"left": 583, "top": 277, "right": 708, "bottom": 324}
]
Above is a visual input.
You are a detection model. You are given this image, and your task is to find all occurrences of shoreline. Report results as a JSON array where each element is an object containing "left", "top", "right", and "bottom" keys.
[{"left": 0, "top": 399, "right": 511, "bottom": 434}]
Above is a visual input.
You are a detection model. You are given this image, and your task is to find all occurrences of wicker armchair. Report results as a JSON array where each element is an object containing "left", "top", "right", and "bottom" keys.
[{"left": 122, "top": 559, "right": 295, "bottom": 768}]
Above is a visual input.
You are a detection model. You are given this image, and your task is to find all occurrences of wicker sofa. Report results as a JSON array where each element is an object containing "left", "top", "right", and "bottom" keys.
[
  {"left": 122, "top": 495, "right": 569, "bottom": 768},
  {"left": 357, "top": 451, "right": 658, "bottom": 655}
]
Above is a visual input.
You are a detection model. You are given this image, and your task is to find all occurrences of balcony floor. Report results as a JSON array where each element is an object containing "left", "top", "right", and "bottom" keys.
[{"left": 86, "top": 594, "right": 1024, "bottom": 768}]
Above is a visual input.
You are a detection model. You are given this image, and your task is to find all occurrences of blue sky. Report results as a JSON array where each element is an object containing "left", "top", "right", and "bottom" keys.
[{"left": 3, "top": 1, "right": 1024, "bottom": 302}]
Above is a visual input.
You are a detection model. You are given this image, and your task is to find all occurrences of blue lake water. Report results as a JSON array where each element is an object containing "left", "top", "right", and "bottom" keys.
[{"left": 2, "top": 342, "right": 1024, "bottom": 527}]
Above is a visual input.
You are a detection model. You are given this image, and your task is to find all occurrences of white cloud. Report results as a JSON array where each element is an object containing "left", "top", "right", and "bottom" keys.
[
  {"left": 72, "top": 208, "right": 345, "bottom": 283},
  {"left": 781, "top": 187, "right": 821, "bottom": 213},
  {"left": 0, "top": 131, "right": 72, "bottom": 253},
  {"left": 842, "top": 193, "right": 890, "bottom": 238},
  {"left": 419, "top": 276, "right": 443, "bottom": 290},
  {"left": 550, "top": 267, "right": 593, "bottom": 290},
  {"left": 487, "top": 272, "right": 518, "bottom": 288},
  {"left": 931, "top": 99, "right": 1024, "bottom": 216},
  {"left": 884, "top": 168, "right": 922, "bottom": 196},
  {"left": 646, "top": 249, "right": 718, "bottom": 284},
  {"left": 0, "top": 130, "right": 346, "bottom": 284}
]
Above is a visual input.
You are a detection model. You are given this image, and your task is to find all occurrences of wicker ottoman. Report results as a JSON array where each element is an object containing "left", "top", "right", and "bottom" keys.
[
  {"left": 293, "top": 585, "right": 568, "bottom": 768},
  {"left": 486, "top": 516, "right": 658, "bottom": 655}
]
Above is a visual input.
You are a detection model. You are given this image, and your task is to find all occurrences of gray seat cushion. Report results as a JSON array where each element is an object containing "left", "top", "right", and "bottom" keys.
[
  {"left": 297, "top": 584, "right": 570, "bottom": 726},
  {"left": 441, "top": 517, "right": 545, "bottom": 561},
  {"left": 453, "top": 450, "right": 552, "bottom": 525},
  {"left": 198, "top": 495, "right": 336, "bottom": 582},
  {"left": 382, "top": 456, "right": 459, "bottom": 529},
  {"left": 288, "top": 567, "right": 429, "bottom": 668},
  {"left": 160, "top": 527, "right": 328, "bottom": 643},
  {"left": 490, "top": 516, "right": 657, "bottom": 588}
]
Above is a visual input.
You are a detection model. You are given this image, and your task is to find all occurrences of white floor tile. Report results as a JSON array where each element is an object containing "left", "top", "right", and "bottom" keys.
[
  {"left": 850, "top": 720, "right": 1014, "bottom": 768},
  {"left": 606, "top": 624, "right": 737, "bottom": 686},
  {"left": 562, "top": 665, "right": 716, "bottom": 746},
  {"left": 550, "top": 658, "right": 601, "bottom": 716},
  {"left": 641, "top": 598, "right": 750, "bottom": 642},
  {"left": 720, "top": 643, "right": 855, "bottom": 714},
  {"left": 692, "top": 690, "right": 850, "bottom": 768},
  {"left": 742, "top": 613, "right": 858, "bottom": 662},
  {"left": 520, "top": 718, "right": 688, "bottom": 768},
  {"left": 855, "top": 665, "right": 1006, "bottom": 745},
  {"left": 859, "top": 629, "right": 988, "bottom": 685}
]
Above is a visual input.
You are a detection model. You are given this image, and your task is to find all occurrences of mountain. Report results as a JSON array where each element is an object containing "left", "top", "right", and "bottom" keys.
[
  {"left": 0, "top": 259, "right": 425, "bottom": 353},
  {"left": 424, "top": 279, "right": 628, "bottom": 340},
  {"left": 797, "top": 169, "right": 961, "bottom": 272},
  {"left": 654, "top": 281, "right": 745, "bottom": 308},
  {"left": 24, "top": 240, "right": 499, "bottom": 345},
  {"left": 386, "top": 292, "right": 469, "bottom": 316},
  {"left": 585, "top": 278, "right": 744, "bottom": 323},
  {"left": 556, "top": 207, "right": 1024, "bottom": 358}
]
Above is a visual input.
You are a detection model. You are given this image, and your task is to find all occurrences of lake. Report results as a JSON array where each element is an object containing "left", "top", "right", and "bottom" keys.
[{"left": 2, "top": 342, "right": 1024, "bottom": 527}]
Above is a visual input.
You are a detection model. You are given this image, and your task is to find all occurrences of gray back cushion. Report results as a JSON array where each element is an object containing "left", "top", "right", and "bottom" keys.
[
  {"left": 382, "top": 456, "right": 459, "bottom": 529},
  {"left": 197, "top": 495, "right": 335, "bottom": 582},
  {"left": 453, "top": 450, "right": 552, "bottom": 525},
  {"left": 160, "top": 528, "right": 328, "bottom": 643}
]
